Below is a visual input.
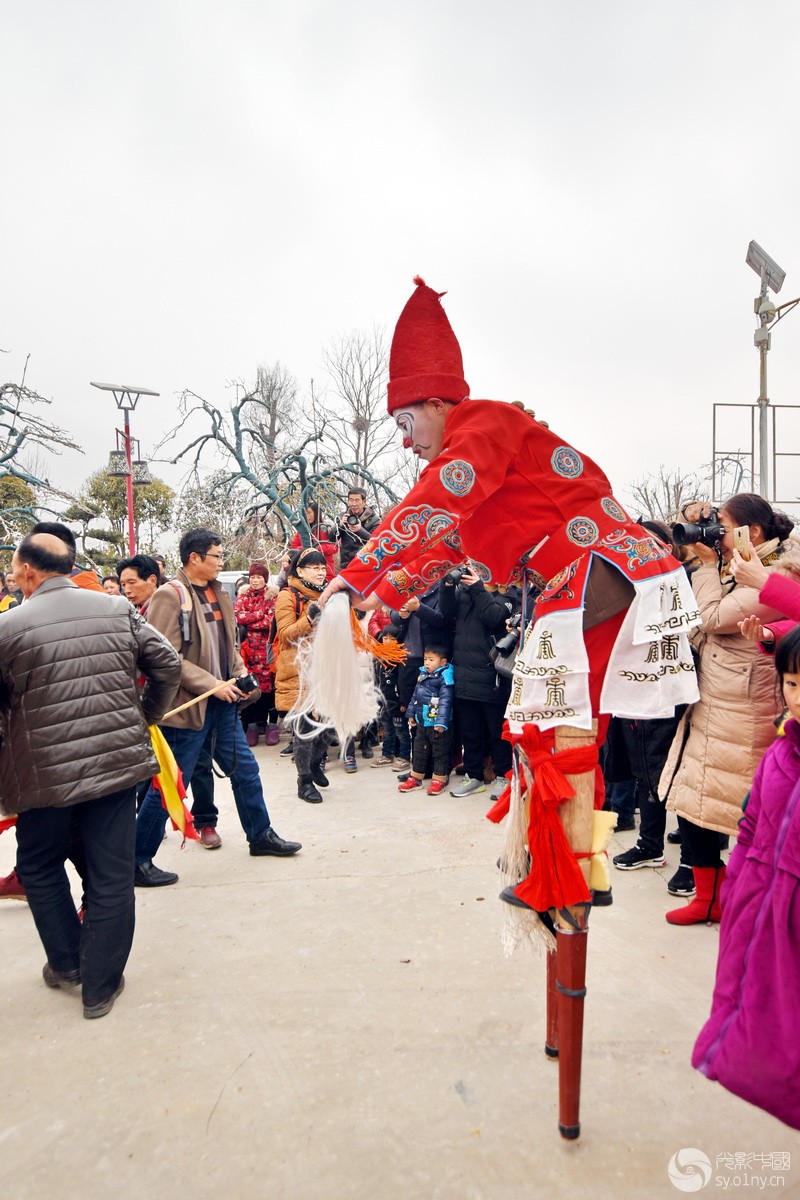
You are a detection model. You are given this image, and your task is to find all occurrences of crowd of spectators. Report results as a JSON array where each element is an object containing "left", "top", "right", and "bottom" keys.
[
  {"left": 605, "top": 492, "right": 800, "bottom": 926},
  {"left": 3, "top": 487, "right": 800, "bottom": 1027}
]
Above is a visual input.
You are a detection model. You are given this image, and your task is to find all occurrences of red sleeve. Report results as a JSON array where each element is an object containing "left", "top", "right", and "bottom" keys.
[
  {"left": 340, "top": 416, "right": 514, "bottom": 604},
  {"left": 368, "top": 608, "right": 391, "bottom": 638},
  {"left": 322, "top": 539, "right": 337, "bottom": 580},
  {"left": 762, "top": 617, "right": 796, "bottom": 650},
  {"left": 760, "top": 573, "right": 800, "bottom": 623}
]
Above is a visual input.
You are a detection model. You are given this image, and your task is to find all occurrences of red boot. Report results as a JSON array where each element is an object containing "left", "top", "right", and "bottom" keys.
[
  {"left": 0, "top": 868, "right": 27, "bottom": 901},
  {"left": 665, "top": 865, "right": 725, "bottom": 925}
]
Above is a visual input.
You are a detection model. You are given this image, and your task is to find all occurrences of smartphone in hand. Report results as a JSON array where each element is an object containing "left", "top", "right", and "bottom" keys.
[{"left": 732, "top": 526, "right": 751, "bottom": 561}]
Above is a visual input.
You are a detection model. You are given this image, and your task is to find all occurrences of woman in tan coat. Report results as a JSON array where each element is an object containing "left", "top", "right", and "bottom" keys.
[
  {"left": 274, "top": 547, "right": 328, "bottom": 803},
  {"left": 662, "top": 493, "right": 800, "bottom": 924}
]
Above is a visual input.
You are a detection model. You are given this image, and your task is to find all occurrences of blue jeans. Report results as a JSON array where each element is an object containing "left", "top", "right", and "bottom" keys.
[
  {"left": 382, "top": 713, "right": 411, "bottom": 761},
  {"left": 189, "top": 736, "right": 217, "bottom": 827},
  {"left": 135, "top": 698, "right": 271, "bottom": 864}
]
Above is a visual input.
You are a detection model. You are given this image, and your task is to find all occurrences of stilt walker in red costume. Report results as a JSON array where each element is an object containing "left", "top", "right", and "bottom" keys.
[{"left": 321, "top": 277, "right": 700, "bottom": 1138}]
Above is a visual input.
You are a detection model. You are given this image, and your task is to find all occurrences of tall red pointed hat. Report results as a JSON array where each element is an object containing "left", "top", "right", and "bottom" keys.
[{"left": 387, "top": 276, "right": 470, "bottom": 414}]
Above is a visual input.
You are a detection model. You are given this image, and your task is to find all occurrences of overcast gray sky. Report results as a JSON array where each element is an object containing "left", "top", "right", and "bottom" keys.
[{"left": 4, "top": 0, "right": 800, "bottom": 511}]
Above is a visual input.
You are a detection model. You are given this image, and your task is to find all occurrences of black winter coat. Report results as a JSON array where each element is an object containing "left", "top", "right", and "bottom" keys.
[
  {"left": 438, "top": 580, "right": 514, "bottom": 703},
  {"left": 337, "top": 506, "right": 381, "bottom": 569}
]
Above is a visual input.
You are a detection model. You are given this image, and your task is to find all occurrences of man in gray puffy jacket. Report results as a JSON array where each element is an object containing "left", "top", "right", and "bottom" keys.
[{"left": 0, "top": 532, "right": 181, "bottom": 1019}]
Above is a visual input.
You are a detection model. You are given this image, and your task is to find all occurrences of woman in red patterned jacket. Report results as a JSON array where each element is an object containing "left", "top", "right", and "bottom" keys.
[{"left": 234, "top": 562, "right": 280, "bottom": 746}]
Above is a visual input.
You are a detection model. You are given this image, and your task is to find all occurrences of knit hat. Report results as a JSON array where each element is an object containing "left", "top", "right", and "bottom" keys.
[
  {"left": 248, "top": 562, "right": 269, "bottom": 580},
  {"left": 387, "top": 276, "right": 470, "bottom": 414}
]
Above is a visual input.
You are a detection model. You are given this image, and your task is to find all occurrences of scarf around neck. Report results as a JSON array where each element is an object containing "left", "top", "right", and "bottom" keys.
[{"left": 288, "top": 574, "right": 325, "bottom": 597}]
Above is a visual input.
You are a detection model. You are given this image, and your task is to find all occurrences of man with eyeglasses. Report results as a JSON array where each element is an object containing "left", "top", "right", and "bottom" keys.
[{"left": 133, "top": 528, "right": 301, "bottom": 885}]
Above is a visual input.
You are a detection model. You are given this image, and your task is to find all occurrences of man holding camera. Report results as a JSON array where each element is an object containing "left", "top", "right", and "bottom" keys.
[
  {"left": 336, "top": 488, "right": 380, "bottom": 570},
  {"left": 134, "top": 528, "right": 301, "bottom": 884}
]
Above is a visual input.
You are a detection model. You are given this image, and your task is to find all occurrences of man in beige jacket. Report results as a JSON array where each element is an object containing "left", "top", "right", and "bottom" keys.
[{"left": 133, "top": 528, "right": 301, "bottom": 886}]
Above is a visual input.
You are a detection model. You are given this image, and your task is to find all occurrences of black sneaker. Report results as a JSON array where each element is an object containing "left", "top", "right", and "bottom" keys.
[
  {"left": 667, "top": 865, "right": 696, "bottom": 896},
  {"left": 614, "top": 816, "right": 636, "bottom": 832},
  {"left": 613, "top": 844, "right": 666, "bottom": 870}
]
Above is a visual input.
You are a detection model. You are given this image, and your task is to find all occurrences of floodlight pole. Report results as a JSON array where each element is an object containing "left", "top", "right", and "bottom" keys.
[
  {"left": 121, "top": 406, "right": 135, "bottom": 555},
  {"left": 756, "top": 266, "right": 770, "bottom": 499}
]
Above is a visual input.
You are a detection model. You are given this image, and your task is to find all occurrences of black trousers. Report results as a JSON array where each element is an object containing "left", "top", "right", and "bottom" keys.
[
  {"left": 677, "top": 815, "right": 726, "bottom": 869},
  {"left": 412, "top": 725, "right": 453, "bottom": 778},
  {"left": 16, "top": 786, "right": 137, "bottom": 1007},
  {"left": 294, "top": 715, "right": 328, "bottom": 778},
  {"left": 457, "top": 696, "right": 511, "bottom": 781},
  {"left": 241, "top": 691, "right": 277, "bottom": 730}
]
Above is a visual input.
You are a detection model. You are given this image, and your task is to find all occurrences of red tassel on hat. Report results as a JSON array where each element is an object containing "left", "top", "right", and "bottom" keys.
[{"left": 387, "top": 276, "right": 470, "bottom": 414}]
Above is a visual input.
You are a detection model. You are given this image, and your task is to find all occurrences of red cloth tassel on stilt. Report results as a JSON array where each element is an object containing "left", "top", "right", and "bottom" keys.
[
  {"left": 0, "top": 815, "right": 18, "bottom": 835},
  {"left": 511, "top": 726, "right": 597, "bottom": 912},
  {"left": 486, "top": 786, "right": 511, "bottom": 823}
]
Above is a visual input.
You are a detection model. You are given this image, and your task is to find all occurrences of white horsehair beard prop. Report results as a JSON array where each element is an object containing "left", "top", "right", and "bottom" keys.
[{"left": 289, "top": 592, "right": 383, "bottom": 744}]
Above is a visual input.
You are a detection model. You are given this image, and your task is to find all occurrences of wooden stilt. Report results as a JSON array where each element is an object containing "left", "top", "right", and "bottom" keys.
[
  {"left": 551, "top": 722, "right": 597, "bottom": 1140},
  {"left": 555, "top": 917, "right": 589, "bottom": 1138},
  {"left": 545, "top": 949, "right": 559, "bottom": 1060}
]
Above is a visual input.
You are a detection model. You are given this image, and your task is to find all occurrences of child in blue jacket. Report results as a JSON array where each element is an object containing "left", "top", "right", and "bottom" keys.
[{"left": 398, "top": 645, "right": 455, "bottom": 796}]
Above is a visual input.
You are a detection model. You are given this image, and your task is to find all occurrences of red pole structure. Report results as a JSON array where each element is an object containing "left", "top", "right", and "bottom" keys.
[{"left": 123, "top": 409, "right": 135, "bottom": 555}]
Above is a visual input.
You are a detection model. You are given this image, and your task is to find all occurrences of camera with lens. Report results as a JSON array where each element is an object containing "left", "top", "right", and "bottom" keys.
[
  {"left": 235, "top": 673, "right": 259, "bottom": 696},
  {"left": 346, "top": 514, "right": 360, "bottom": 527},
  {"left": 672, "top": 509, "right": 724, "bottom": 548},
  {"left": 493, "top": 612, "right": 522, "bottom": 655},
  {"left": 445, "top": 565, "right": 467, "bottom": 585}
]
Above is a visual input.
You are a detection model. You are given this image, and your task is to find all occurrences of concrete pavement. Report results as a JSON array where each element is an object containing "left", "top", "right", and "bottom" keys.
[{"left": 1, "top": 738, "right": 797, "bottom": 1200}]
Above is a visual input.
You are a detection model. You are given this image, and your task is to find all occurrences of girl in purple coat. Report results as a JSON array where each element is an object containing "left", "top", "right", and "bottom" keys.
[{"left": 692, "top": 624, "right": 800, "bottom": 1130}]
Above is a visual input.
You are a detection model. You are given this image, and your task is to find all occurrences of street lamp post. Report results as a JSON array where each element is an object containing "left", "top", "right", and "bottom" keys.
[
  {"left": 91, "top": 382, "right": 159, "bottom": 555},
  {"left": 746, "top": 242, "right": 785, "bottom": 498}
]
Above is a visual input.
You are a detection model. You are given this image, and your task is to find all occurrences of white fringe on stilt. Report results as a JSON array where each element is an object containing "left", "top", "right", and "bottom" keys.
[{"left": 289, "top": 593, "right": 383, "bottom": 745}]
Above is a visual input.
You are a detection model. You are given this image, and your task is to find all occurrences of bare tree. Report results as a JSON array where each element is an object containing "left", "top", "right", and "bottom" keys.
[
  {"left": 313, "top": 326, "right": 397, "bottom": 480},
  {"left": 156, "top": 382, "right": 399, "bottom": 555},
  {"left": 231, "top": 361, "right": 299, "bottom": 474},
  {"left": 1, "top": 378, "right": 80, "bottom": 492},
  {"left": 625, "top": 465, "right": 710, "bottom": 524},
  {"left": 0, "top": 371, "right": 81, "bottom": 552},
  {"left": 176, "top": 471, "right": 268, "bottom": 569}
]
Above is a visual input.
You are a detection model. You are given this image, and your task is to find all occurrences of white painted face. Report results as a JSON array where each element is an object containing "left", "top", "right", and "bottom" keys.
[{"left": 393, "top": 399, "right": 448, "bottom": 462}]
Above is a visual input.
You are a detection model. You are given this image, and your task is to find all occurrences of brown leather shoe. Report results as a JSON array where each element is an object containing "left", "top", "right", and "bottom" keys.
[{"left": 199, "top": 825, "right": 222, "bottom": 850}]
